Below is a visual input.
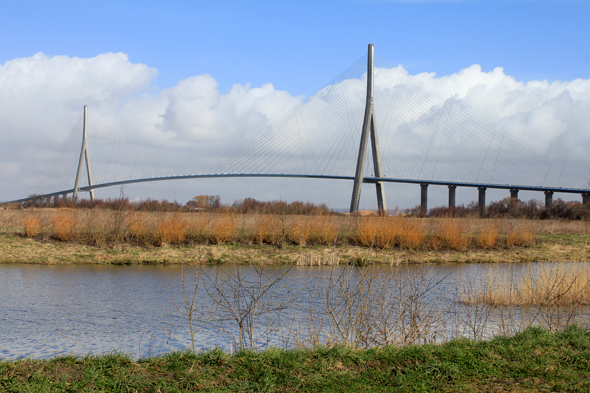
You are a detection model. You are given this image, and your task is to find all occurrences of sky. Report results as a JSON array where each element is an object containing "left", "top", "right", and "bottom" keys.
[{"left": 1, "top": 0, "right": 590, "bottom": 210}]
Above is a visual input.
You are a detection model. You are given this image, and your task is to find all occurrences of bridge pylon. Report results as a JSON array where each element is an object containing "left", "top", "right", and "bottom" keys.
[
  {"left": 72, "top": 105, "right": 95, "bottom": 202},
  {"left": 350, "top": 43, "right": 387, "bottom": 213}
]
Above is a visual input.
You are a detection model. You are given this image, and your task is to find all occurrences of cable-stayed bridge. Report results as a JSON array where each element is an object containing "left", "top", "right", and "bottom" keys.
[{"left": 7, "top": 44, "right": 590, "bottom": 213}]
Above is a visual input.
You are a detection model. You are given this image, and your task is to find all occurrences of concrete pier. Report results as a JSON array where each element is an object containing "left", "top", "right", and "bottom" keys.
[
  {"left": 478, "top": 187, "right": 486, "bottom": 216},
  {"left": 544, "top": 191, "right": 554, "bottom": 210},
  {"left": 421, "top": 183, "right": 428, "bottom": 215},
  {"left": 448, "top": 185, "right": 456, "bottom": 208},
  {"left": 510, "top": 188, "right": 519, "bottom": 200},
  {"left": 582, "top": 192, "right": 589, "bottom": 206}
]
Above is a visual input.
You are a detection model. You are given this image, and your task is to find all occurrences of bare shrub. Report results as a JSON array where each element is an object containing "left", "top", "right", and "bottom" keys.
[
  {"left": 297, "top": 266, "right": 379, "bottom": 349},
  {"left": 51, "top": 209, "right": 78, "bottom": 241},
  {"left": 309, "top": 214, "right": 338, "bottom": 245},
  {"left": 397, "top": 219, "right": 425, "bottom": 250},
  {"left": 254, "top": 214, "right": 283, "bottom": 245},
  {"left": 287, "top": 216, "right": 311, "bottom": 245},
  {"left": 211, "top": 213, "right": 238, "bottom": 244},
  {"left": 170, "top": 263, "right": 207, "bottom": 352},
  {"left": 127, "top": 212, "right": 152, "bottom": 245},
  {"left": 453, "top": 271, "right": 493, "bottom": 340},
  {"left": 295, "top": 266, "right": 448, "bottom": 349},
  {"left": 353, "top": 217, "right": 379, "bottom": 247},
  {"left": 476, "top": 221, "right": 499, "bottom": 249},
  {"left": 203, "top": 266, "right": 294, "bottom": 351},
  {"left": 156, "top": 213, "right": 187, "bottom": 245},
  {"left": 375, "top": 216, "right": 402, "bottom": 249},
  {"left": 23, "top": 215, "right": 42, "bottom": 237},
  {"left": 437, "top": 217, "right": 471, "bottom": 251}
]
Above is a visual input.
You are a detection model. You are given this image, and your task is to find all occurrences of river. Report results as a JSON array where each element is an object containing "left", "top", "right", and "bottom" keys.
[{"left": 1, "top": 262, "right": 588, "bottom": 359}]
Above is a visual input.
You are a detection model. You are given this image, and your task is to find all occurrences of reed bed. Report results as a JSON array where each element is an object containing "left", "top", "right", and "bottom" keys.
[
  {"left": 465, "top": 263, "right": 590, "bottom": 306},
  {"left": 11, "top": 208, "right": 590, "bottom": 251}
]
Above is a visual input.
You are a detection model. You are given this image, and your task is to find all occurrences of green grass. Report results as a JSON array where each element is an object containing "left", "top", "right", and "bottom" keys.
[{"left": 2, "top": 326, "right": 590, "bottom": 392}]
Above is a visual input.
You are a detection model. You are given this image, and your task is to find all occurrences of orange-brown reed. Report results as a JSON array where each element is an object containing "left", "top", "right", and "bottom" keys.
[
  {"left": 397, "top": 219, "right": 425, "bottom": 250},
  {"left": 211, "top": 213, "right": 238, "bottom": 244},
  {"left": 13, "top": 208, "right": 563, "bottom": 250},
  {"left": 156, "top": 213, "right": 187, "bottom": 245},
  {"left": 51, "top": 209, "right": 78, "bottom": 241},
  {"left": 476, "top": 221, "right": 499, "bottom": 249},
  {"left": 435, "top": 218, "right": 471, "bottom": 251},
  {"left": 308, "top": 214, "right": 339, "bottom": 245},
  {"left": 126, "top": 212, "right": 151, "bottom": 244},
  {"left": 254, "top": 214, "right": 283, "bottom": 245},
  {"left": 287, "top": 216, "right": 312, "bottom": 245},
  {"left": 23, "top": 215, "right": 42, "bottom": 237}
]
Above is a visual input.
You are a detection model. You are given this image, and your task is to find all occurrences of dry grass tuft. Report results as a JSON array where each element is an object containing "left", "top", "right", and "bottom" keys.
[
  {"left": 51, "top": 210, "right": 78, "bottom": 241},
  {"left": 288, "top": 216, "right": 311, "bottom": 245},
  {"left": 309, "top": 214, "right": 338, "bottom": 245},
  {"left": 211, "top": 213, "right": 238, "bottom": 244},
  {"left": 156, "top": 213, "right": 187, "bottom": 245},
  {"left": 353, "top": 217, "right": 379, "bottom": 247},
  {"left": 398, "top": 219, "right": 425, "bottom": 250},
  {"left": 476, "top": 221, "right": 500, "bottom": 249},
  {"left": 23, "top": 215, "right": 42, "bottom": 237},
  {"left": 254, "top": 214, "right": 283, "bottom": 245},
  {"left": 436, "top": 218, "right": 471, "bottom": 251},
  {"left": 127, "top": 212, "right": 151, "bottom": 244},
  {"left": 505, "top": 222, "right": 534, "bottom": 247}
]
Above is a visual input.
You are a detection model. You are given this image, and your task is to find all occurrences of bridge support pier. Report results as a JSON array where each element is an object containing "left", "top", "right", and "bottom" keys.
[
  {"left": 583, "top": 192, "right": 590, "bottom": 206},
  {"left": 544, "top": 191, "right": 554, "bottom": 210},
  {"left": 420, "top": 183, "right": 428, "bottom": 215},
  {"left": 448, "top": 185, "right": 456, "bottom": 209},
  {"left": 478, "top": 187, "right": 486, "bottom": 217},
  {"left": 510, "top": 188, "right": 519, "bottom": 200},
  {"left": 350, "top": 44, "right": 387, "bottom": 213},
  {"left": 73, "top": 105, "right": 95, "bottom": 202}
]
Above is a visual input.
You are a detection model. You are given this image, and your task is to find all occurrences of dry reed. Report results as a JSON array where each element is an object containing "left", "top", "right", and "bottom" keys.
[
  {"left": 309, "top": 214, "right": 338, "bottom": 245},
  {"left": 211, "top": 213, "right": 238, "bottom": 244},
  {"left": 465, "top": 263, "right": 590, "bottom": 306},
  {"left": 23, "top": 215, "right": 42, "bottom": 237},
  {"left": 287, "top": 216, "right": 311, "bottom": 245},
  {"left": 437, "top": 218, "right": 471, "bottom": 251},
  {"left": 476, "top": 221, "right": 499, "bottom": 249},
  {"left": 505, "top": 221, "right": 534, "bottom": 247},
  {"left": 397, "top": 219, "right": 425, "bottom": 250},
  {"left": 156, "top": 213, "right": 187, "bottom": 245},
  {"left": 51, "top": 209, "right": 78, "bottom": 241}
]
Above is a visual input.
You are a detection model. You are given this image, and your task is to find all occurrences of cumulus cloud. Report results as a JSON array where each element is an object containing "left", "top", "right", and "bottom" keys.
[{"left": 1, "top": 52, "right": 589, "bottom": 207}]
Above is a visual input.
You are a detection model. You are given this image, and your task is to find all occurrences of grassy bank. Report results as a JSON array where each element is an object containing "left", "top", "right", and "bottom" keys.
[{"left": 2, "top": 326, "right": 589, "bottom": 392}]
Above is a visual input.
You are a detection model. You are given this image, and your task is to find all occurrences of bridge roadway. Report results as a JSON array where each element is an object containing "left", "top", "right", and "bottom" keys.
[{"left": 8, "top": 173, "right": 590, "bottom": 212}]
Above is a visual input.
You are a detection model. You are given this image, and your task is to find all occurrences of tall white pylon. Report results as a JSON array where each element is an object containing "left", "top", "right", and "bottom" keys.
[
  {"left": 72, "top": 105, "right": 95, "bottom": 201},
  {"left": 350, "top": 44, "right": 387, "bottom": 213}
]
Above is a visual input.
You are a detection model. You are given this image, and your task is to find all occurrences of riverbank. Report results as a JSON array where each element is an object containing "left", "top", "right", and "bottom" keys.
[
  {"left": 1, "top": 228, "right": 589, "bottom": 265},
  {"left": 1, "top": 325, "right": 589, "bottom": 392},
  {"left": 1, "top": 209, "right": 589, "bottom": 264}
]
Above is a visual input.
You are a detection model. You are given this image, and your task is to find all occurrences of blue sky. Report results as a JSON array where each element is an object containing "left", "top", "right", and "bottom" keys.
[
  {"left": 1, "top": 0, "right": 590, "bottom": 208},
  {"left": 2, "top": 0, "right": 589, "bottom": 95}
]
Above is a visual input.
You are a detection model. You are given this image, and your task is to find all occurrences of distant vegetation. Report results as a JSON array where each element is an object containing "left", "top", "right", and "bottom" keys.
[{"left": 16, "top": 194, "right": 590, "bottom": 220}]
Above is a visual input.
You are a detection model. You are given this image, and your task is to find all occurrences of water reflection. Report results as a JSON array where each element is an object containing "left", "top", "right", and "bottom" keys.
[{"left": 0, "top": 262, "right": 588, "bottom": 359}]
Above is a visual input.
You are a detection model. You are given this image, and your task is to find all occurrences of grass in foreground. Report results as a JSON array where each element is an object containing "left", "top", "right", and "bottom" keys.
[{"left": 2, "top": 326, "right": 590, "bottom": 392}]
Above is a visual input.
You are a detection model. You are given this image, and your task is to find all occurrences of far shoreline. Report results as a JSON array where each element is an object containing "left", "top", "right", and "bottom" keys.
[{"left": 1, "top": 231, "right": 589, "bottom": 266}]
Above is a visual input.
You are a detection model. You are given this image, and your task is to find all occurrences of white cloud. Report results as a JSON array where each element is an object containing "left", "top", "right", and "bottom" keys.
[{"left": 1, "top": 52, "right": 589, "bottom": 208}]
